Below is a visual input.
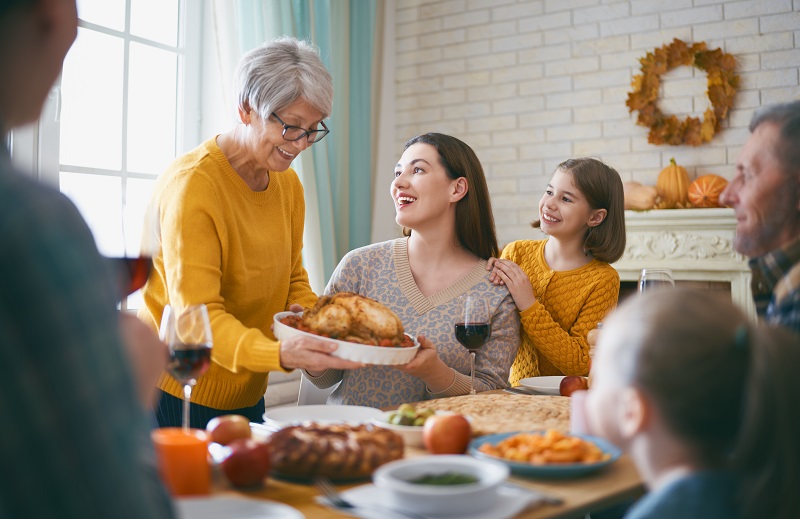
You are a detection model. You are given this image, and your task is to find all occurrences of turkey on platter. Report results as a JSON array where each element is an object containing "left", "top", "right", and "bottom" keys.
[{"left": 301, "top": 293, "right": 407, "bottom": 347}]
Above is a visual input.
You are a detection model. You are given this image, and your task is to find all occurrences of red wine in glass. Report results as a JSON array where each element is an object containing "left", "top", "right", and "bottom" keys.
[
  {"left": 167, "top": 343, "right": 212, "bottom": 383},
  {"left": 160, "top": 304, "right": 213, "bottom": 430},
  {"left": 110, "top": 256, "right": 152, "bottom": 296},
  {"left": 457, "top": 297, "right": 490, "bottom": 395},
  {"left": 454, "top": 323, "right": 490, "bottom": 350}
]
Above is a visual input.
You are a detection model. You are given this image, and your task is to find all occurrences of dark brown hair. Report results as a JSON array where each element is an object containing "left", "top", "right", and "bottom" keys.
[
  {"left": 605, "top": 288, "right": 800, "bottom": 519},
  {"left": 402, "top": 133, "right": 499, "bottom": 259},
  {"left": 532, "top": 157, "right": 626, "bottom": 263}
]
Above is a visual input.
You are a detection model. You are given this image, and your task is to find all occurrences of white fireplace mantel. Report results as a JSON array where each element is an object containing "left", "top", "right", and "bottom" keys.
[{"left": 615, "top": 208, "right": 755, "bottom": 319}]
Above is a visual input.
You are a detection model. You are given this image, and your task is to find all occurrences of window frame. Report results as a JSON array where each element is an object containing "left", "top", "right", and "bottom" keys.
[
  {"left": 10, "top": 0, "right": 202, "bottom": 189},
  {"left": 8, "top": 0, "right": 203, "bottom": 310}
]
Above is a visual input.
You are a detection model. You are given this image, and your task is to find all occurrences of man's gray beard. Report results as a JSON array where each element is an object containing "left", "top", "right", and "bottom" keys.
[{"left": 735, "top": 185, "right": 800, "bottom": 257}]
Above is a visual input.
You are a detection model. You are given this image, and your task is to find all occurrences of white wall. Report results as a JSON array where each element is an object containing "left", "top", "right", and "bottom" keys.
[{"left": 386, "top": 0, "right": 800, "bottom": 247}]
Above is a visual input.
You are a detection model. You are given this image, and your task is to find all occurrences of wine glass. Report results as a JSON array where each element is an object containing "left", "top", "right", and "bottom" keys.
[
  {"left": 113, "top": 199, "right": 159, "bottom": 305},
  {"left": 160, "top": 304, "right": 213, "bottom": 430},
  {"left": 638, "top": 268, "right": 675, "bottom": 293},
  {"left": 454, "top": 296, "right": 491, "bottom": 395}
]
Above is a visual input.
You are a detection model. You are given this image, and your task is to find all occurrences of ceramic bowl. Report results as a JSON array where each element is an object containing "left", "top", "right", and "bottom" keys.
[
  {"left": 273, "top": 311, "right": 419, "bottom": 365},
  {"left": 371, "top": 411, "right": 471, "bottom": 449},
  {"left": 372, "top": 455, "right": 508, "bottom": 516}
]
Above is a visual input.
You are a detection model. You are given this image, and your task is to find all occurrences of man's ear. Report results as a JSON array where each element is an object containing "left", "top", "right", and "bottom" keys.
[
  {"left": 588, "top": 208, "right": 607, "bottom": 227},
  {"left": 618, "top": 386, "right": 648, "bottom": 439},
  {"left": 450, "top": 177, "right": 468, "bottom": 203}
]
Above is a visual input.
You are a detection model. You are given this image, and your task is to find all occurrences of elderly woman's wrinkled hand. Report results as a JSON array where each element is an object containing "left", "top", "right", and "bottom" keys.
[{"left": 279, "top": 335, "right": 364, "bottom": 372}]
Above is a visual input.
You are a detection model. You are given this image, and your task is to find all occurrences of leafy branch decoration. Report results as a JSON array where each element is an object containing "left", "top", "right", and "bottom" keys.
[{"left": 626, "top": 39, "right": 739, "bottom": 146}]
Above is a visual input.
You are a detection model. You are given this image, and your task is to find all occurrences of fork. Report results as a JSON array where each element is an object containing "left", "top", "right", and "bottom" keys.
[{"left": 314, "top": 477, "right": 426, "bottom": 519}]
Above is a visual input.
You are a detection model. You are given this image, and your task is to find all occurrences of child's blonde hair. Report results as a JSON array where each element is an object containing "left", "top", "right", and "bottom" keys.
[
  {"left": 603, "top": 288, "right": 800, "bottom": 519},
  {"left": 532, "top": 157, "right": 626, "bottom": 263}
]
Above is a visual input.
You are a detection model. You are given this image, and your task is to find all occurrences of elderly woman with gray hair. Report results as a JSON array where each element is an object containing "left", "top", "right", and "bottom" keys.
[{"left": 140, "top": 37, "right": 361, "bottom": 428}]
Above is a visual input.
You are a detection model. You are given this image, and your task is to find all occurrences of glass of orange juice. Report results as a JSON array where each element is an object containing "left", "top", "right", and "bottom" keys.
[{"left": 151, "top": 427, "right": 210, "bottom": 496}]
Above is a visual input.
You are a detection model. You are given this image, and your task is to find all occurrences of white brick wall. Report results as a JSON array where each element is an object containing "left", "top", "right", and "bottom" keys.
[{"left": 391, "top": 0, "right": 800, "bottom": 247}]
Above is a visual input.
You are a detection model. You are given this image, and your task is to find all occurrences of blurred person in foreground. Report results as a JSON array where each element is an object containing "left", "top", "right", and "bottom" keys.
[
  {"left": 719, "top": 101, "right": 800, "bottom": 334},
  {"left": 585, "top": 288, "right": 800, "bottom": 519},
  {"left": 139, "top": 37, "right": 362, "bottom": 429},
  {"left": 0, "top": 0, "right": 173, "bottom": 517}
]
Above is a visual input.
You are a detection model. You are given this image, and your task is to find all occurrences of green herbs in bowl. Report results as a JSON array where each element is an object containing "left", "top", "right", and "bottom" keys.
[{"left": 408, "top": 472, "right": 479, "bottom": 486}]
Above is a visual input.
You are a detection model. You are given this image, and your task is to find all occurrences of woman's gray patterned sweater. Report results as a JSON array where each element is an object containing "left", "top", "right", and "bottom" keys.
[{"left": 304, "top": 238, "right": 521, "bottom": 409}]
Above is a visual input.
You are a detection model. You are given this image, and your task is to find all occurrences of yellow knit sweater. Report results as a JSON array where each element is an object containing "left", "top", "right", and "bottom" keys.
[
  {"left": 138, "top": 138, "right": 318, "bottom": 409},
  {"left": 502, "top": 240, "right": 619, "bottom": 385}
]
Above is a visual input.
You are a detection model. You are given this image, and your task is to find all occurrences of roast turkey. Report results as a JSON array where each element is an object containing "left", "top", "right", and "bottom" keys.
[{"left": 302, "top": 292, "right": 405, "bottom": 346}]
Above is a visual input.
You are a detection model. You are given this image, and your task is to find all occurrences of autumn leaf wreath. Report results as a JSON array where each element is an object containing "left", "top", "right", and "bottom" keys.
[{"left": 626, "top": 39, "right": 738, "bottom": 147}]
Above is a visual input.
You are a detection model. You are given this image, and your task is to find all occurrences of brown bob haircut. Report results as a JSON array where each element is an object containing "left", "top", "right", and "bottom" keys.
[
  {"left": 533, "top": 157, "right": 626, "bottom": 263},
  {"left": 402, "top": 133, "right": 499, "bottom": 259}
]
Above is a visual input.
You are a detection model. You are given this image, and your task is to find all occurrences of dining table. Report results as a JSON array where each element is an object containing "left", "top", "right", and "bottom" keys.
[{"left": 206, "top": 390, "right": 645, "bottom": 519}]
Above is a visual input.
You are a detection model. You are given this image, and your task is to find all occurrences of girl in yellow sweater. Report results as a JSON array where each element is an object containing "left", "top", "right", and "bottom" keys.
[{"left": 488, "top": 158, "right": 626, "bottom": 384}]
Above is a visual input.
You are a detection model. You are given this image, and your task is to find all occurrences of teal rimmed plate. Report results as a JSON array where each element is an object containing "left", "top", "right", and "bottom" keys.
[{"left": 469, "top": 431, "right": 621, "bottom": 478}]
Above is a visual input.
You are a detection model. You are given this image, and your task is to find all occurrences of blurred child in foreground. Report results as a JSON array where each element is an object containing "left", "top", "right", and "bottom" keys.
[{"left": 584, "top": 288, "right": 800, "bottom": 519}]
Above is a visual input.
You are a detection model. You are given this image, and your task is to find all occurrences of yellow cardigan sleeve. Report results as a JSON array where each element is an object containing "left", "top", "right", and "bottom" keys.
[
  {"left": 503, "top": 240, "right": 619, "bottom": 376},
  {"left": 158, "top": 172, "right": 285, "bottom": 374},
  {"left": 518, "top": 271, "right": 618, "bottom": 375}
]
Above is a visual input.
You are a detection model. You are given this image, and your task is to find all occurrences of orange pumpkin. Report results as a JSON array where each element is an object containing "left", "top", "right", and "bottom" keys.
[
  {"left": 688, "top": 174, "right": 728, "bottom": 208},
  {"left": 656, "top": 158, "right": 691, "bottom": 209}
]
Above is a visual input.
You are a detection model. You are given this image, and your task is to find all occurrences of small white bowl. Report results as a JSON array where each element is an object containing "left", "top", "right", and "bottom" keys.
[
  {"left": 371, "top": 411, "right": 466, "bottom": 449},
  {"left": 372, "top": 455, "right": 509, "bottom": 516},
  {"left": 273, "top": 311, "right": 419, "bottom": 365}
]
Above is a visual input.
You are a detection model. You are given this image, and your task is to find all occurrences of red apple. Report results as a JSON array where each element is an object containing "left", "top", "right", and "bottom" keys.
[
  {"left": 220, "top": 438, "right": 271, "bottom": 488},
  {"left": 206, "top": 415, "right": 251, "bottom": 445},
  {"left": 422, "top": 413, "right": 472, "bottom": 454},
  {"left": 559, "top": 375, "right": 589, "bottom": 397}
]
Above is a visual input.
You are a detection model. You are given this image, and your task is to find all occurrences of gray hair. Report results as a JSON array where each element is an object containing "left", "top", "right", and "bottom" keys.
[
  {"left": 749, "top": 100, "right": 800, "bottom": 179},
  {"left": 234, "top": 37, "right": 333, "bottom": 121}
]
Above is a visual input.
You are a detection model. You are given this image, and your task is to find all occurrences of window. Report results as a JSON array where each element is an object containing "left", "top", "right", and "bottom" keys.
[{"left": 12, "top": 0, "right": 202, "bottom": 310}]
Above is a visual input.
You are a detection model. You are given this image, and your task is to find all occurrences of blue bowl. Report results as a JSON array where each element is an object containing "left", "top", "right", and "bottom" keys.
[{"left": 468, "top": 431, "right": 622, "bottom": 478}]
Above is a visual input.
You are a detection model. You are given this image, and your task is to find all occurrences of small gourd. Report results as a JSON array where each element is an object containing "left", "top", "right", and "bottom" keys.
[
  {"left": 623, "top": 181, "right": 660, "bottom": 211},
  {"left": 688, "top": 174, "right": 728, "bottom": 208},
  {"left": 656, "top": 158, "right": 691, "bottom": 209}
]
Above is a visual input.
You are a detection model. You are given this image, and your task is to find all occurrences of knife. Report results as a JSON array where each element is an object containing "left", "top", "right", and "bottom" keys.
[{"left": 503, "top": 386, "right": 537, "bottom": 395}]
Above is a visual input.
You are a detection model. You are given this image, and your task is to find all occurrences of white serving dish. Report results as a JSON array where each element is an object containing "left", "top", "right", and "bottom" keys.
[
  {"left": 273, "top": 311, "right": 419, "bottom": 365},
  {"left": 518, "top": 376, "right": 565, "bottom": 395},
  {"left": 176, "top": 495, "right": 302, "bottom": 519},
  {"left": 372, "top": 455, "right": 509, "bottom": 516},
  {"left": 370, "top": 411, "right": 469, "bottom": 449},
  {"left": 262, "top": 404, "right": 383, "bottom": 431}
]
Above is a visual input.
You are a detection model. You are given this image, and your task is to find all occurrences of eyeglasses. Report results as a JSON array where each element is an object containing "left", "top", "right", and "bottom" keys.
[{"left": 270, "top": 112, "right": 330, "bottom": 143}]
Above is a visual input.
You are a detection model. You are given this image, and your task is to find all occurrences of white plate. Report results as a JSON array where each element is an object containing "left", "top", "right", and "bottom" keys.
[
  {"left": 518, "top": 376, "right": 565, "bottom": 395},
  {"left": 262, "top": 404, "right": 383, "bottom": 430},
  {"left": 176, "top": 496, "right": 304, "bottom": 519},
  {"left": 273, "top": 311, "right": 420, "bottom": 365}
]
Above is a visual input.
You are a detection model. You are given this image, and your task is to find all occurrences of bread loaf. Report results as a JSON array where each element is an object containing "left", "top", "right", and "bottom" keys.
[{"left": 269, "top": 423, "right": 404, "bottom": 480}]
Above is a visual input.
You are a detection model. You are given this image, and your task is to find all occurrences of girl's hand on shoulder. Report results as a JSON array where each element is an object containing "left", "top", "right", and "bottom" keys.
[
  {"left": 486, "top": 257, "right": 502, "bottom": 285},
  {"left": 490, "top": 258, "right": 536, "bottom": 311}
]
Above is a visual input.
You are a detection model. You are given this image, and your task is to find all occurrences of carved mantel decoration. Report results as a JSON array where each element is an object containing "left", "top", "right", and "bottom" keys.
[
  {"left": 624, "top": 232, "right": 737, "bottom": 261},
  {"left": 615, "top": 208, "right": 755, "bottom": 319}
]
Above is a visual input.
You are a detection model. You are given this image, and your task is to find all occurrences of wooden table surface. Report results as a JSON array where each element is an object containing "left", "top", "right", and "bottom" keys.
[{"left": 215, "top": 391, "right": 645, "bottom": 518}]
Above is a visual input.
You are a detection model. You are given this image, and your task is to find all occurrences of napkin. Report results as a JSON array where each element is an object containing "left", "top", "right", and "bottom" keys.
[{"left": 316, "top": 482, "right": 546, "bottom": 519}]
